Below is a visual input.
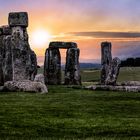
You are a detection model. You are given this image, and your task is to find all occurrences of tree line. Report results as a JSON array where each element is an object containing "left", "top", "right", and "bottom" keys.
[{"left": 121, "top": 57, "right": 140, "bottom": 67}]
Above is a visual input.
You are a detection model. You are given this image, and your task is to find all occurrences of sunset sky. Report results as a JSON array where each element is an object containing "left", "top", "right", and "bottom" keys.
[{"left": 0, "top": 0, "right": 140, "bottom": 64}]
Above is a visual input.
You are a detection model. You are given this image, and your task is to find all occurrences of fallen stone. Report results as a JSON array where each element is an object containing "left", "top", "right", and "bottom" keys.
[
  {"left": 34, "top": 74, "right": 45, "bottom": 84},
  {"left": 85, "top": 85, "right": 140, "bottom": 92},
  {"left": 4, "top": 81, "right": 48, "bottom": 94},
  {"left": 120, "top": 81, "right": 140, "bottom": 86}
]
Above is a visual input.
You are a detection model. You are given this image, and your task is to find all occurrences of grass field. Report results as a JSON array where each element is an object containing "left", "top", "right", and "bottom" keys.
[{"left": 0, "top": 67, "right": 140, "bottom": 139}]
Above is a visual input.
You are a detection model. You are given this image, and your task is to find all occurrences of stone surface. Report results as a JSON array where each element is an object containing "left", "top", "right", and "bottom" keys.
[
  {"left": 8, "top": 12, "right": 28, "bottom": 27},
  {"left": 0, "top": 26, "right": 12, "bottom": 85},
  {"left": 44, "top": 48, "right": 61, "bottom": 85},
  {"left": 101, "top": 42, "right": 112, "bottom": 84},
  {"left": 34, "top": 74, "right": 45, "bottom": 84},
  {"left": 65, "top": 48, "right": 81, "bottom": 85},
  {"left": 0, "top": 26, "right": 11, "bottom": 35},
  {"left": 121, "top": 81, "right": 140, "bottom": 86},
  {"left": 4, "top": 81, "right": 48, "bottom": 94},
  {"left": 85, "top": 85, "right": 140, "bottom": 92},
  {"left": 105, "top": 57, "right": 121, "bottom": 85},
  {"left": 44, "top": 41, "right": 81, "bottom": 85},
  {"left": 0, "top": 36, "right": 4, "bottom": 86},
  {"left": 3, "top": 35, "right": 13, "bottom": 82},
  {"left": 11, "top": 26, "right": 32, "bottom": 81},
  {"left": 29, "top": 50, "right": 37, "bottom": 81},
  {"left": 49, "top": 41, "right": 77, "bottom": 49}
]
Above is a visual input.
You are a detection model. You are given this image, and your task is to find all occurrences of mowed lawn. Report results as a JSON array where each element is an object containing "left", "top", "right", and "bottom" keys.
[{"left": 0, "top": 67, "right": 140, "bottom": 139}]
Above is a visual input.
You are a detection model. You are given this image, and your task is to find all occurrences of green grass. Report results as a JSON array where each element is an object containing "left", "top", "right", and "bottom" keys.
[
  {"left": 118, "top": 67, "right": 140, "bottom": 82},
  {"left": 0, "top": 86, "right": 140, "bottom": 139},
  {"left": 0, "top": 67, "right": 140, "bottom": 139},
  {"left": 81, "top": 67, "right": 140, "bottom": 84}
]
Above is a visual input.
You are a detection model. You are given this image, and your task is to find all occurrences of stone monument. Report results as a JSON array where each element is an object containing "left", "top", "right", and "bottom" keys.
[{"left": 44, "top": 42, "right": 81, "bottom": 85}]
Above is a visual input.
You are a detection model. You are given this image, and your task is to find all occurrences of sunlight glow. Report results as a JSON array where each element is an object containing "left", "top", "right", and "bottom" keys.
[{"left": 30, "top": 29, "right": 51, "bottom": 47}]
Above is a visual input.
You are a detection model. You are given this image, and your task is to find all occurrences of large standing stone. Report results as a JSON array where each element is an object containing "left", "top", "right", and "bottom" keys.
[
  {"left": 44, "top": 48, "right": 61, "bottom": 85},
  {"left": 10, "top": 26, "right": 31, "bottom": 81},
  {"left": 3, "top": 35, "right": 13, "bottom": 82},
  {"left": 101, "top": 42, "right": 112, "bottom": 84},
  {"left": 0, "top": 26, "right": 12, "bottom": 85},
  {"left": 9, "top": 12, "right": 36, "bottom": 81},
  {"left": 0, "top": 35, "right": 4, "bottom": 86},
  {"left": 65, "top": 48, "right": 81, "bottom": 85},
  {"left": 105, "top": 57, "right": 121, "bottom": 85}
]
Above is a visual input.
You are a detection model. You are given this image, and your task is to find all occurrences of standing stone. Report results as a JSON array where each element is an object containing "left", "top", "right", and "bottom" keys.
[
  {"left": 65, "top": 48, "right": 81, "bottom": 85},
  {"left": 101, "top": 42, "right": 112, "bottom": 84},
  {"left": 105, "top": 57, "right": 121, "bottom": 85},
  {"left": 44, "top": 48, "right": 61, "bottom": 85},
  {"left": 9, "top": 12, "right": 35, "bottom": 81},
  {"left": 3, "top": 35, "right": 13, "bottom": 82},
  {"left": 0, "top": 31, "right": 4, "bottom": 85},
  {"left": 29, "top": 50, "right": 37, "bottom": 81},
  {"left": 0, "top": 26, "right": 12, "bottom": 85}
]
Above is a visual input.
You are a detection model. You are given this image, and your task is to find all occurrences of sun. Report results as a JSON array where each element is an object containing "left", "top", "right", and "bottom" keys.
[{"left": 30, "top": 29, "right": 51, "bottom": 47}]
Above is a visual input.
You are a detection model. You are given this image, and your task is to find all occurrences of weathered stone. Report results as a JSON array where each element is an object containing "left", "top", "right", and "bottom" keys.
[
  {"left": 105, "top": 57, "right": 121, "bottom": 85},
  {"left": 34, "top": 74, "right": 45, "bottom": 84},
  {"left": 101, "top": 42, "right": 112, "bottom": 84},
  {"left": 85, "top": 85, "right": 140, "bottom": 92},
  {"left": 0, "top": 26, "right": 11, "bottom": 35},
  {"left": 8, "top": 12, "right": 28, "bottom": 27},
  {"left": 0, "top": 26, "right": 12, "bottom": 85},
  {"left": 11, "top": 26, "right": 36, "bottom": 81},
  {"left": 44, "top": 48, "right": 61, "bottom": 85},
  {"left": 11, "top": 26, "right": 31, "bottom": 81},
  {"left": 3, "top": 35, "right": 13, "bottom": 82},
  {"left": 65, "top": 48, "right": 81, "bottom": 85},
  {"left": 49, "top": 41, "right": 77, "bottom": 49},
  {"left": 29, "top": 50, "right": 37, "bottom": 81},
  {"left": 0, "top": 36, "right": 4, "bottom": 86},
  {"left": 4, "top": 81, "right": 48, "bottom": 94},
  {"left": 121, "top": 81, "right": 140, "bottom": 86}
]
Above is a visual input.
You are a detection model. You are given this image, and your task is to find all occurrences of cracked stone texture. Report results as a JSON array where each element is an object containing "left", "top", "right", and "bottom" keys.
[
  {"left": 8, "top": 12, "right": 28, "bottom": 27},
  {"left": 49, "top": 41, "right": 77, "bottom": 49},
  {"left": 4, "top": 81, "right": 48, "bottom": 94},
  {"left": 105, "top": 57, "right": 121, "bottom": 85},
  {"left": 101, "top": 42, "right": 112, "bottom": 84},
  {"left": 29, "top": 50, "right": 37, "bottom": 81},
  {"left": 44, "top": 48, "right": 61, "bottom": 85},
  {"left": 11, "top": 26, "right": 32, "bottom": 81},
  {"left": 65, "top": 48, "right": 81, "bottom": 85},
  {"left": 3, "top": 35, "right": 13, "bottom": 82},
  {"left": 0, "top": 26, "right": 12, "bottom": 85}
]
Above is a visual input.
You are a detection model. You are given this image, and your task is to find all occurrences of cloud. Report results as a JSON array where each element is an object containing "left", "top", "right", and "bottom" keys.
[{"left": 69, "top": 31, "right": 140, "bottom": 38}]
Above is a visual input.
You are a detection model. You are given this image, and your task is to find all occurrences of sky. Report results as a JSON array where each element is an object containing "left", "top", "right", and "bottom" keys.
[{"left": 0, "top": 0, "right": 140, "bottom": 65}]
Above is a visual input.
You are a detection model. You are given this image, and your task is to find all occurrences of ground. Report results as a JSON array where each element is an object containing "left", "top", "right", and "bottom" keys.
[{"left": 0, "top": 67, "right": 140, "bottom": 139}]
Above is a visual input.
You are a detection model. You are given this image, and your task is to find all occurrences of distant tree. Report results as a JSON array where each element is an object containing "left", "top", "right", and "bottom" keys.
[
  {"left": 134, "top": 58, "right": 140, "bottom": 67},
  {"left": 126, "top": 58, "right": 135, "bottom": 66},
  {"left": 121, "top": 57, "right": 140, "bottom": 67}
]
